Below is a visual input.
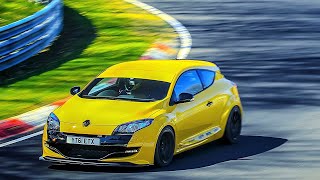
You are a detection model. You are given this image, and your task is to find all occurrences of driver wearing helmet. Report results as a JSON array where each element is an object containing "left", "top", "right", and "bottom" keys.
[{"left": 119, "top": 78, "right": 144, "bottom": 97}]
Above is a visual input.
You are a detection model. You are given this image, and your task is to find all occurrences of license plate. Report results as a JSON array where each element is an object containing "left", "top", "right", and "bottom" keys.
[{"left": 66, "top": 135, "right": 100, "bottom": 146}]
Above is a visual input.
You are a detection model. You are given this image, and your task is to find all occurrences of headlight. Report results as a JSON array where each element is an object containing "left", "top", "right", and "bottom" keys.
[
  {"left": 113, "top": 119, "right": 153, "bottom": 135},
  {"left": 47, "top": 112, "right": 60, "bottom": 134}
]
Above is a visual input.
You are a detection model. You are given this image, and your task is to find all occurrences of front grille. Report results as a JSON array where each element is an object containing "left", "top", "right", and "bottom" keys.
[{"left": 49, "top": 143, "right": 138, "bottom": 160}]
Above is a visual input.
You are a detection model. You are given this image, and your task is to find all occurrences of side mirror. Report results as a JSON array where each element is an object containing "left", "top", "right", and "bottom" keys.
[
  {"left": 175, "top": 93, "right": 194, "bottom": 104},
  {"left": 70, "top": 86, "right": 81, "bottom": 95}
]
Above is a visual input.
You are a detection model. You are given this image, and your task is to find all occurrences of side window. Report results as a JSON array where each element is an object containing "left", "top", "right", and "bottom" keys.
[
  {"left": 173, "top": 70, "right": 203, "bottom": 101},
  {"left": 198, "top": 70, "right": 215, "bottom": 89}
]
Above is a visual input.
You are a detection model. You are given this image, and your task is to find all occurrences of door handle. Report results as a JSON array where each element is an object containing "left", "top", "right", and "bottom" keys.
[{"left": 206, "top": 101, "right": 213, "bottom": 107}]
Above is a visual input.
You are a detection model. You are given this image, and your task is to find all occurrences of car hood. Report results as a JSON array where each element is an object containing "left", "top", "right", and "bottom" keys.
[{"left": 54, "top": 95, "right": 165, "bottom": 135}]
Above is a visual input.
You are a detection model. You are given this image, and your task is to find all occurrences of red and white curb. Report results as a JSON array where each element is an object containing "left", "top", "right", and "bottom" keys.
[
  {"left": 140, "top": 40, "right": 179, "bottom": 60},
  {"left": 0, "top": 0, "right": 191, "bottom": 146},
  {"left": 0, "top": 98, "right": 68, "bottom": 141}
]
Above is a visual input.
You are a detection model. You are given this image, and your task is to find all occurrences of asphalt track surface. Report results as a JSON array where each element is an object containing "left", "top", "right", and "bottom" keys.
[{"left": 1, "top": 0, "right": 320, "bottom": 179}]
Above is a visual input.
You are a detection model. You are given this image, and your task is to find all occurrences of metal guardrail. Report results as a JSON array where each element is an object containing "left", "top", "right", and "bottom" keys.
[{"left": 0, "top": 0, "right": 63, "bottom": 71}]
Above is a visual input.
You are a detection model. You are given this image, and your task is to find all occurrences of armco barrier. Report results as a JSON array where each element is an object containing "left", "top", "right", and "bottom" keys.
[{"left": 0, "top": 0, "right": 63, "bottom": 71}]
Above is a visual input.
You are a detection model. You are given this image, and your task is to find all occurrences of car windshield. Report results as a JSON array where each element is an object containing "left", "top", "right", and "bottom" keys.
[{"left": 79, "top": 78, "right": 170, "bottom": 102}]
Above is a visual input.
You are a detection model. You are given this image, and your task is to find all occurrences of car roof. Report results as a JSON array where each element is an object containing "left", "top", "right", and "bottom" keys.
[{"left": 98, "top": 60, "right": 220, "bottom": 82}]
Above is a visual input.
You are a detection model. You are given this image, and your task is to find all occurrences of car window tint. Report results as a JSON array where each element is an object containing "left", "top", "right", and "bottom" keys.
[
  {"left": 174, "top": 70, "right": 203, "bottom": 99},
  {"left": 198, "top": 70, "right": 215, "bottom": 89},
  {"left": 81, "top": 77, "right": 170, "bottom": 101},
  {"left": 88, "top": 78, "right": 116, "bottom": 95}
]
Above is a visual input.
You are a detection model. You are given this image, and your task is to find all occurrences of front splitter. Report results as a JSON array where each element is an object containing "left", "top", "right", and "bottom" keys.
[{"left": 39, "top": 156, "right": 149, "bottom": 167}]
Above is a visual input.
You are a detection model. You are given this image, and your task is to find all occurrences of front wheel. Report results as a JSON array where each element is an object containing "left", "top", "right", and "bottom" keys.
[
  {"left": 222, "top": 106, "right": 242, "bottom": 144},
  {"left": 154, "top": 126, "right": 175, "bottom": 167}
]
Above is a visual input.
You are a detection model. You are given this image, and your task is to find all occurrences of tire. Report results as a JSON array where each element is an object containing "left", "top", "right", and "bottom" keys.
[
  {"left": 154, "top": 126, "right": 175, "bottom": 167},
  {"left": 222, "top": 106, "right": 242, "bottom": 144}
]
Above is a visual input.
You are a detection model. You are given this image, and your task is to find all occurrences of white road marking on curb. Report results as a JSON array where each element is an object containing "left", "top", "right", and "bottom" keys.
[
  {"left": 124, "top": 0, "right": 192, "bottom": 59},
  {"left": 0, "top": 130, "right": 43, "bottom": 148},
  {"left": 18, "top": 105, "right": 58, "bottom": 126}
]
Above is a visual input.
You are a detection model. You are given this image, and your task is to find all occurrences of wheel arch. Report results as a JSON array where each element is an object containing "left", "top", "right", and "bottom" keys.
[
  {"left": 153, "top": 124, "right": 176, "bottom": 166},
  {"left": 157, "top": 124, "right": 176, "bottom": 148},
  {"left": 219, "top": 101, "right": 243, "bottom": 137}
]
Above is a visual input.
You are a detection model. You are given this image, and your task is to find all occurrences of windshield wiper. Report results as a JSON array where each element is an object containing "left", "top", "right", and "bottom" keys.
[
  {"left": 82, "top": 95, "right": 116, "bottom": 100},
  {"left": 113, "top": 97, "right": 156, "bottom": 102},
  {"left": 82, "top": 95, "right": 155, "bottom": 102}
]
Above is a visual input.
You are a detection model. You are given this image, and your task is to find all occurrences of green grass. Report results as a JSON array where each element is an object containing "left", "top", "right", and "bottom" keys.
[
  {"left": 0, "top": 0, "right": 176, "bottom": 119},
  {"left": 0, "top": 0, "right": 43, "bottom": 26}
]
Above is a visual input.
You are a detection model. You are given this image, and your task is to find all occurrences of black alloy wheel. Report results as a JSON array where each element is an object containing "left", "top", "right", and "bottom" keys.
[
  {"left": 222, "top": 106, "right": 242, "bottom": 144},
  {"left": 154, "top": 127, "right": 175, "bottom": 167}
]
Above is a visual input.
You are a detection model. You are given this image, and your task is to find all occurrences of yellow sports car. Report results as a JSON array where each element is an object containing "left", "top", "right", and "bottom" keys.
[{"left": 40, "top": 60, "right": 243, "bottom": 167}]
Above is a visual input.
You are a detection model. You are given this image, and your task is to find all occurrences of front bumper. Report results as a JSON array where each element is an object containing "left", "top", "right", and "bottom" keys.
[
  {"left": 42, "top": 124, "right": 158, "bottom": 165},
  {"left": 39, "top": 156, "right": 148, "bottom": 167},
  {"left": 45, "top": 132, "right": 139, "bottom": 160}
]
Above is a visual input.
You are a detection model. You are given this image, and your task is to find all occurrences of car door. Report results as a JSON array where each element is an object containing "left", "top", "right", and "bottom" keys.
[
  {"left": 171, "top": 70, "right": 210, "bottom": 147},
  {"left": 197, "top": 69, "right": 224, "bottom": 130}
]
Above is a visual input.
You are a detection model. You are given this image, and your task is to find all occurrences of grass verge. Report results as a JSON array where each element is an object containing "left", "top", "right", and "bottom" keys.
[
  {"left": 0, "top": 0, "right": 42, "bottom": 26},
  {"left": 0, "top": 0, "right": 176, "bottom": 119}
]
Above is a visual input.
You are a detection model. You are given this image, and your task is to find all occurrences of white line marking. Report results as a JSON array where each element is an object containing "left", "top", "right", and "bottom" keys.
[
  {"left": 124, "top": 0, "right": 192, "bottom": 59},
  {"left": 18, "top": 105, "right": 58, "bottom": 126},
  {"left": 0, "top": 130, "right": 43, "bottom": 148}
]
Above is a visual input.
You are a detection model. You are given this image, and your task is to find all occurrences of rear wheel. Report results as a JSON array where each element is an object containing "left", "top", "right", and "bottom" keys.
[
  {"left": 222, "top": 106, "right": 242, "bottom": 144},
  {"left": 154, "top": 127, "right": 175, "bottom": 167}
]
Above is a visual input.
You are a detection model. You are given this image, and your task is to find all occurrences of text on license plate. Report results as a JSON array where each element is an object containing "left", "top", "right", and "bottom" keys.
[{"left": 66, "top": 135, "right": 100, "bottom": 146}]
